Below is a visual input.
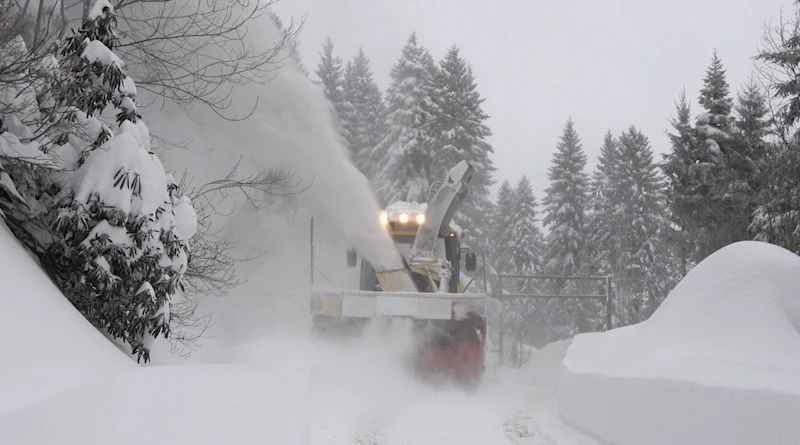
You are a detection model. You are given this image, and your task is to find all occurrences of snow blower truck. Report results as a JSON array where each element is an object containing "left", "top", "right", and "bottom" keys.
[{"left": 310, "top": 161, "right": 489, "bottom": 389}]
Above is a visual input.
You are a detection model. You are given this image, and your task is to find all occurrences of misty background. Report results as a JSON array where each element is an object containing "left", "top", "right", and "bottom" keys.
[{"left": 273, "top": 0, "right": 788, "bottom": 199}]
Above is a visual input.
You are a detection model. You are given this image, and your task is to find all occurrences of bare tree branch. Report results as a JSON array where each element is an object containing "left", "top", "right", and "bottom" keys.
[{"left": 105, "top": 0, "right": 305, "bottom": 121}]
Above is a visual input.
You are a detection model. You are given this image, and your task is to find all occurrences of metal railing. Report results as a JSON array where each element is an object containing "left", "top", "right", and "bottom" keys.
[{"left": 496, "top": 274, "right": 613, "bottom": 366}]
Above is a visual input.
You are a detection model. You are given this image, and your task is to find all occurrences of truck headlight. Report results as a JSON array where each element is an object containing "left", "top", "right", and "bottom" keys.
[
  {"left": 380, "top": 212, "right": 389, "bottom": 223},
  {"left": 399, "top": 213, "right": 409, "bottom": 223},
  {"left": 416, "top": 213, "right": 425, "bottom": 224}
]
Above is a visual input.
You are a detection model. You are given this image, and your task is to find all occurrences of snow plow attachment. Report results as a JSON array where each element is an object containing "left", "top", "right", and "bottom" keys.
[
  {"left": 310, "top": 289, "right": 487, "bottom": 321},
  {"left": 310, "top": 288, "right": 489, "bottom": 389}
]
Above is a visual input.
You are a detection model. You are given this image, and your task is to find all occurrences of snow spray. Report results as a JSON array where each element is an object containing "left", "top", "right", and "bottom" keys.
[
  {"left": 137, "top": 2, "right": 403, "bottom": 273},
  {"left": 249, "top": 67, "right": 404, "bottom": 272}
]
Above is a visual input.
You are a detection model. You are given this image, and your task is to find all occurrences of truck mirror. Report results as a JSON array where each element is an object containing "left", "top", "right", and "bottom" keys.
[
  {"left": 347, "top": 249, "right": 357, "bottom": 267},
  {"left": 465, "top": 252, "right": 477, "bottom": 272}
]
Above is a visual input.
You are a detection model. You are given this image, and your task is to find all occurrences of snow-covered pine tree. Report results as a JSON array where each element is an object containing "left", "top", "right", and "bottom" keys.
[
  {"left": 750, "top": 7, "right": 800, "bottom": 253},
  {"left": 489, "top": 180, "right": 516, "bottom": 278},
  {"left": 734, "top": 80, "right": 777, "bottom": 249},
  {"left": 613, "top": 126, "right": 669, "bottom": 323},
  {"left": 542, "top": 118, "right": 589, "bottom": 277},
  {"left": 695, "top": 52, "right": 737, "bottom": 255},
  {"left": 735, "top": 78, "right": 771, "bottom": 147},
  {"left": 430, "top": 45, "right": 495, "bottom": 244},
  {"left": 342, "top": 48, "right": 385, "bottom": 180},
  {"left": 505, "top": 175, "right": 545, "bottom": 360},
  {"left": 586, "top": 131, "right": 619, "bottom": 277},
  {"left": 717, "top": 78, "right": 771, "bottom": 247},
  {"left": 756, "top": 7, "right": 800, "bottom": 137},
  {"left": 541, "top": 119, "right": 590, "bottom": 339},
  {"left": 488, "top": 179, "right": 521, "bottom": 365},
  {"left": 371, "top": 33, "right": 440, "bottom": 206},
  {"left": 696, "top": 51, "right": 758, "bottom": 255},
  {"left": 315, "top": 37, "right": 351, "bottom": 144},
  {"left": 660, "top": 89, "right": 702, "bottom": 273},
  {"left": 661, "top": 78, "right": 728, "bottom": 264},
  {"left": 511, "top": 175, "right": 543, "bottom": 279},
  {"left": 46, "top": 0, "right": 197, "bottom": 363},
  {"left": 750, "top": 138, "right": 800, "bottom": 253},
  {"left": 697, "top": 50, "right": 734, "bottom": 148}
]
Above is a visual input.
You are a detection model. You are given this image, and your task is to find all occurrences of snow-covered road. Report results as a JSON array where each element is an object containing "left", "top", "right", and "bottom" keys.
[
  {"left": 305, "top": 379, "right": 598, "bottom": 445},
  {"left": 202, "top": 323, "right": 602, "bottom": 445},
  {"left": 0, "top": 225, "right": 598, "bottom": 445}
]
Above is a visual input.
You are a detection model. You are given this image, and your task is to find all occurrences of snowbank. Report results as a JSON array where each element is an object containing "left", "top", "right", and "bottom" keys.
[
  {"left": 0, "top": 221, "right": 135, "bottom": 416},
  {"left": 0, "top": 365, "right": 307, "bottom": 445},
  {"left": 559, "top": 241, "right": 800, "bottom": 445},
  {"left": 516, "top": 339, "right": 571, "bottom": 387}
]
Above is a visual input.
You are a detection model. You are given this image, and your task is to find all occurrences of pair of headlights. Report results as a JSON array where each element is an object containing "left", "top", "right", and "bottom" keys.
[{"left": 380, "top": 212, "right": 425, "bottom": 224}]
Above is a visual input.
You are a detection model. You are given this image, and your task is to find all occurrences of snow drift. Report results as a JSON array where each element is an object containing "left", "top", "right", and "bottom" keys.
[
  {"left": 516, "top": 339, "right": 571, "bottom": 387},
  {"left": 0, "top": 365, "right": 307, "bottom": 445},
  {"left": 559, "top": 241, "right": 800, "bottom": 445},
  {"left": 0, "top": 221, "right": 135, "bottom": 416}
]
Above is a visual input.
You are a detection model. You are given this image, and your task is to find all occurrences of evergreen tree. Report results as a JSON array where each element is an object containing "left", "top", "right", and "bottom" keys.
[
  {"left": 695, "top": 51, "right": 736, "bottom": 255},
  {"left": 613, "top": 126, "right": 669, "bottom": 322},
  {"left": 586, "top": 131, "right": 619, "bottom": 276},
  {"left": 661, "top": 89, "right": 702, "bottom": 272},
  {"left": 511, "top": 175, "right": 543, "bottom": 278},
  {"left": 750, "top": 139, "right": 800, "bottom": 253},
  {"left": 542, "top": 118, "right": 589, "bottom": 277},
  {"left": 342, "top": 49, "right": 385, "bottom": 179},
  {"left": 371, "top": 33, "right": 439, "bottom": 205},
  {"left": 540, "top": 119, "right": 590, "bottom": 338},
  {"left": 510, "top": 174, "right": 543, "bottom": 313},
  {"left": 697, "top": 49, "right": 734, "bottom": 141},
  {"left": 430, "top": 45, "right": 496, "bottom": 243},
  {"left": 662, "top": 64, "right": 734, "bottom": 264},
  {"left": 490, "top": 178, "right": 529, "bottom": 366},
  {"left": 315, "top": 37, "right": 344, "bottom": 104},
  {"left": 735, "top": 78, "right": 771, "bottom": 145},
  {"left": 315, "top": 37, "right": 351, "bottom": 142},
  {"left": 716, "top": 79, "right": 771, "bottom": 248},
  {"left": 46, "top": 1, "right": 196, "bottom": 363},
  {"left": 756, "top": 8, "right": 800, "bottom": 136},
  {"left": 751, "top": 9, "right": 800, "bottom": 251},
  {"left": 732, "top": 78, "right": 770, "bottom": 197},
  {"left": 489, "top": 180, "right": 516, "bottom": 276}
]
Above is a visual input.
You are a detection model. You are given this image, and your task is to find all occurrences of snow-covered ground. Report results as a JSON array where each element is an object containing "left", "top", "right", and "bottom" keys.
[
  {"left": 0, "top": 218, "right": 593, "bottom": 445},
  {"left": 5, "top": 207, "right": 800, "bottom": 445},
  {"left": 0, "top": 221, "right": 135, "bottom": 417},
  {"left": 559, "top": 241, "right": 800, "bottom": 445}
]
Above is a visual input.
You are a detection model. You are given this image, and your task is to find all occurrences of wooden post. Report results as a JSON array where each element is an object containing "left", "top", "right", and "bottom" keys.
[
  {"left": 310, "top": 217, "right": 314, "bottom": 288},
  {"left": 498, "top": 274, "right": 504, "bottom": 367},
  {"left": 605, "top": 275, "right": 612, "bottom": 331}
]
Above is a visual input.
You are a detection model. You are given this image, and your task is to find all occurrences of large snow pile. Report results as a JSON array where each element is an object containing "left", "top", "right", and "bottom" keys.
[
  {"left": 516, "top": 339, "right": 571, "bottom": 387},
  {"left": 559, "top": 241, "right": 800, "bottom": 445},
  {"left": 0, "top": 221, "right": 135, "bottom": 416}
]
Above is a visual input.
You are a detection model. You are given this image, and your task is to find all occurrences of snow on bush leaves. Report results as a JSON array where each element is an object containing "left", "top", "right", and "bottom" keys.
[{"left": 44, "top": 0, "right": 195, "bottom": 363}]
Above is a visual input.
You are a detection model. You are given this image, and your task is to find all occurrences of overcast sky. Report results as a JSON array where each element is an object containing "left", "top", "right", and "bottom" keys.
[{"left": 273, "top": 0, "right": 790, "bottom": 200}]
